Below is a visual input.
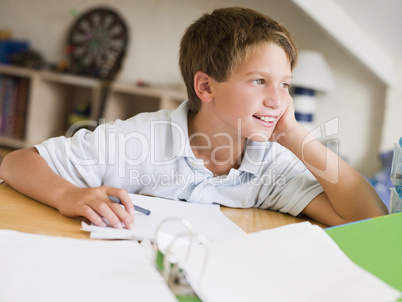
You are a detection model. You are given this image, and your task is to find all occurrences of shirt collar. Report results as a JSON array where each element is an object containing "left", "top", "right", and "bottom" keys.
[
  {"left": 237, "top": 139, "right": 268, "bottom": 176},
  {"left": 170, "top": 100, "right": 193, "bottom": 157}
]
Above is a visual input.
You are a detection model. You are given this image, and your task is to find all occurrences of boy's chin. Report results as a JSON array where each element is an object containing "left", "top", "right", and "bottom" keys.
[{"left": 247, "top": 133, "right": 272, "bottom": 142}]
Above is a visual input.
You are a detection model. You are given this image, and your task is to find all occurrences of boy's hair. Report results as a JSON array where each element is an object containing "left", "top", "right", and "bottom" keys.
[{"left": 179, "top": 7, "right": 298, "bottom": 113}]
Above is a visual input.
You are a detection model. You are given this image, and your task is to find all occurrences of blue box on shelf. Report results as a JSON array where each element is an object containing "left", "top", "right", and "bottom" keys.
[{"left": 0, "top": 40, "right": 29, "bottom": 64}]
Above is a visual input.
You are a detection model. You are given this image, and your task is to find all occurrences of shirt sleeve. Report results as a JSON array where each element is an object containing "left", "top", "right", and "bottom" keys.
[{"left": 35, "top": 125, "right": 108, "bottom": 188}]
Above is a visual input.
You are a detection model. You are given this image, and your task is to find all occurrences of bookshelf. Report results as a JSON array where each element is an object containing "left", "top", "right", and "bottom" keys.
[
  {"left": 0, "top": 64, "right": 187, "bottom": 149},
  {"left": 104, "top": 81, "right": 186, "bottom": 122}
]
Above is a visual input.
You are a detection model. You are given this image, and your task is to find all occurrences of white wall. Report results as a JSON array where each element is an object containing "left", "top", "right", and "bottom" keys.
[
  {"left": 0, "top": 0, "right": 386, "bottom": 176},
  {"left": 381, "top": 60, "right": 402, "bottom": 153}
]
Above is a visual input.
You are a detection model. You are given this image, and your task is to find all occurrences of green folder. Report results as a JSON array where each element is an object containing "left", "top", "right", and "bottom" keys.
[{"left": 325, "top": 212, "right": 402, "bottom": 292}]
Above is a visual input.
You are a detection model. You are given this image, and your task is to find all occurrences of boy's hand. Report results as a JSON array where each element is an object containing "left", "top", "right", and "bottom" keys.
[
  {"left": 270, "top": 96, "right": 299, "bottom": 143},
  {"left": 58, "top": 186, "right": 135, "bottom": 230}
]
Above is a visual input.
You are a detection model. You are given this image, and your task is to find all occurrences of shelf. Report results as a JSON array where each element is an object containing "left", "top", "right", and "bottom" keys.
[
  {"left": 0, "top": 136, "right": 27, "bottom": 149},
  {"left": 39, "top": 70, "right": 106, "bottom": 88},
  {"left": 0, "top": 64, "right": 36, "bottom": 78},
  {"left": 0, "top": 65, "right": 186, "bottom": 149},
  {"left": 110, "top": 81, "right": 187, "bottom": 100},
  {"left": 104, "top": 82, "right": 186, "bottom": 122}
]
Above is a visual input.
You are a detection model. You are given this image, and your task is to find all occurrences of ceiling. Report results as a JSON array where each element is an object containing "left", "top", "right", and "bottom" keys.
[{"left": 333, "top": 0, "right": 402, "bottom": 59}]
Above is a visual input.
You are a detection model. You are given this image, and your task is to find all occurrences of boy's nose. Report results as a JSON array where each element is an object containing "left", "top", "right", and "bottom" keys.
[{"left": 263, "top": 87, "right": 282, "bottom": 109}]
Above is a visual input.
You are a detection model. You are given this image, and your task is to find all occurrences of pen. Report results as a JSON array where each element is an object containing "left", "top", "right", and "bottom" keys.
[{"left": 109, "top": 196, "right": 151, "bottom": 215}]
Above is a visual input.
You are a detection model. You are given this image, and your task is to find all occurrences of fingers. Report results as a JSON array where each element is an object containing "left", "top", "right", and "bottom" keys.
[
  {"left": 82, "top": 205, "right": 107, "bottom": 227},
  {"left": 94, "top": 202, "right": 125, "bottom": 229},
  {"left": 107, "top": 187, "right": 135, "bottom": 216},
  {"left": 109, "top": 201, "right": 135, "bottom": 230},
  {"left": 73, "top": 186, "right": 135, "bottom": 230},
  {"left": 91, "top": 201, "right": 135, "bottom": 230},
  {"left": 105, "top": 187, "right": 135, "bottom": 229}
]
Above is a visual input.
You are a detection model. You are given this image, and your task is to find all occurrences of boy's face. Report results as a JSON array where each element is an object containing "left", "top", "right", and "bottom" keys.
[{"left": 208, "top": 43, "right": 292, "bottom": 142}]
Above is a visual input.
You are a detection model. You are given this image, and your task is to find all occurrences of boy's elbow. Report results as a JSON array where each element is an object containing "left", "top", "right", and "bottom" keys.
[
  {"left": 346, "top": 202, "right": 389, "bottom": 223},
  {"left": 366, "top": 193, "right": 389, "bottom": 218},
  {"left": 0, "top": 148, "right": 38, "bottom": 181},
  {"left": 0, "top": 152, "right": 11, "bottom": 179},
  {"left": 369, "top": 204, "right": 389, "bottom": 218},
  {"left": 0, "top": 151, "right": 16, "bottom": 181}
]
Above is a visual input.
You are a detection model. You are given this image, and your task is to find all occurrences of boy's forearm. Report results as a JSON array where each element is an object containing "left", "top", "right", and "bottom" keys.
[
  {"left": 0, "top": 148, "right": 75, "bottom": 210},
  {"left": 277, "top": 125, "right": 388, "bottom": 221},
  {"left": 0, "top": 148, "right": 135, "bottom": 229}
]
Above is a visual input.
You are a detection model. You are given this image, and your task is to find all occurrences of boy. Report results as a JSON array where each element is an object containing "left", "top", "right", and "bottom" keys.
[{"left": 0, "top": 7, "right": 387, "bottom": 229}]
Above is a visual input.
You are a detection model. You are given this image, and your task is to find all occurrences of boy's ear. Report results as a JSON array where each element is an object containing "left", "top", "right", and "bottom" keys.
[{"left": 194, "top": 71, "right": 213, "bottom": 103}]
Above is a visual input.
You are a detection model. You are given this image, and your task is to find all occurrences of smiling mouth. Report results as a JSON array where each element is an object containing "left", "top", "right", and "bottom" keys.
[{"left": 253, "top": 115, "right": 275, "bottom": 122}]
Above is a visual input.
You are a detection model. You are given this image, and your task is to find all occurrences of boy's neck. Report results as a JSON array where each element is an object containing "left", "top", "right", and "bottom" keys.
[{"left": 187, "top": 111, "right": 245, "bottom": 176}]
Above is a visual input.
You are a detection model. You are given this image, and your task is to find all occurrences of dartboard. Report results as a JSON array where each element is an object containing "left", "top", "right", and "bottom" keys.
[{"left": 67, "top": 7, "right": 128, "bottom": 80}]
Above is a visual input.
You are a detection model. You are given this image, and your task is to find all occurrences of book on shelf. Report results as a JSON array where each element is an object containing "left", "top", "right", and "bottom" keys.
[{"left": 0, "top": 74, "right": 29, "bottom": 140}]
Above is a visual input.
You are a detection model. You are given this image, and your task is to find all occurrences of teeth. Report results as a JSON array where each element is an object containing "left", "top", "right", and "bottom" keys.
[{"left": 257, "top": 116, "right": 274, "bottom": 122}]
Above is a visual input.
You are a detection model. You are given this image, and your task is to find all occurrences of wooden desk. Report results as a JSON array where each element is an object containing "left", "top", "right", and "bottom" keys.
[{"left": 0, "top": 183, "right": 327, "bottom": 239}]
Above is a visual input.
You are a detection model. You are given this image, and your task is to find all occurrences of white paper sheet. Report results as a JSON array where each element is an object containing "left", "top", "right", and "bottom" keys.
[
  {"left": 82, "top": 194, "right": 246, "bottom": 242},
  {"left": 0, "top": 230, "right": 177, "bottom": 302},
  {"left": 172, "top": 222, "right": 401, "bottom": 302}
]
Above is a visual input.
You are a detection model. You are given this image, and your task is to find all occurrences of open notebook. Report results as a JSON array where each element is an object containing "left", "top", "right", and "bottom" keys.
[
  {"left": 1, "top": 221, "right": 400, "bottom": 302},
  {"left": 0, "top": 229, "right": 177, "bottom": 302},
  {"left": 82, "top": 193, "right": 246, "bottom": 242},
  {"left": 169, "top": 221, "right": 401, "bottom": 302}
]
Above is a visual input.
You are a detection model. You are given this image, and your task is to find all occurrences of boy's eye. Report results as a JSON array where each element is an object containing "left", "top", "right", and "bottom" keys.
[
  {"left": 280, "top": 82, "right": 291, "bottom": 89},
  {"left": 252, "top": 79, "right": 265, "bottom": 85}
]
